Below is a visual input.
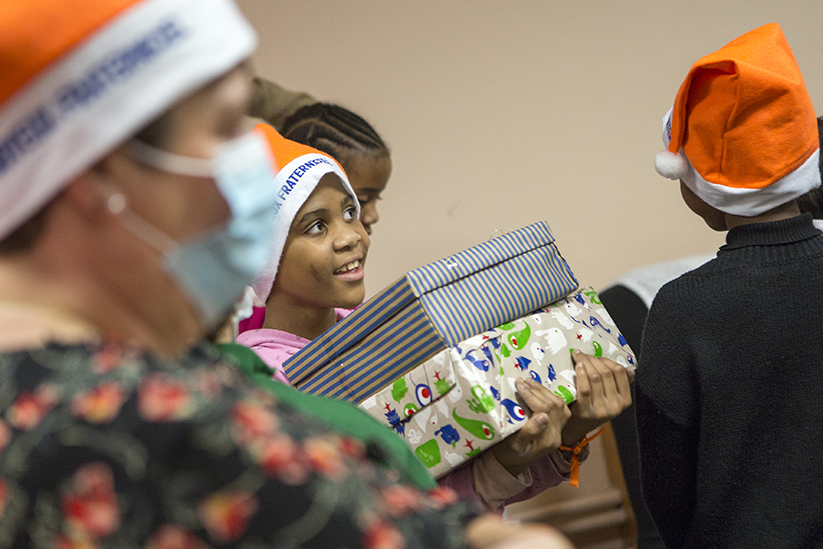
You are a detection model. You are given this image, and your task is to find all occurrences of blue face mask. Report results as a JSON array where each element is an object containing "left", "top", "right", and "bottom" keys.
[{"left": 115, "top": 132, "right": 277, "bottom": 329}]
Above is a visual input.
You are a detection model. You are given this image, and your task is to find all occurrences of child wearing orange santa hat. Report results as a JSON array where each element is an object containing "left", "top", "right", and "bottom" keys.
[{"left": 638, "top": 22, "right": 823, "bottom": 548}]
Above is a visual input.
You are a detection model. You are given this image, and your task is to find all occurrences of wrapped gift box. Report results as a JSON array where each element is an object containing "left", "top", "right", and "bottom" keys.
[
  {"left": 284, "top": 221, "right": 578, "bottom": 403},
  {"left": 358, "top": 287, "right": 635, "bottom": 478}
]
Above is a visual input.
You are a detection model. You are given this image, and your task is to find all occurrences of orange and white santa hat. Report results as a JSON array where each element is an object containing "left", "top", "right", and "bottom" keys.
[
  {"left": 0, "top": 0, "right": 257, "bottom": 239},
  {"left": 654, "top": 23, "right": 820, "bottom": 216},
  {"left": 250, "top": 123, "right": 359, "bottom": 305}
]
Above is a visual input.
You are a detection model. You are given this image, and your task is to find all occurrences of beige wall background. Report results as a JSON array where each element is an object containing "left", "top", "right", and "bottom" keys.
[{"left": 237, "top": 0, "right": 823, "bottom": 296}]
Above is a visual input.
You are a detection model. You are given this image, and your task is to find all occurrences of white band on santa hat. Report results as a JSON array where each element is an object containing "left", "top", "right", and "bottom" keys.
[
  {"left": 250, "top": 150, "right": 359, "bottom": 305},
  {"left": 658, "top": 108, "right": 822, "bottom": 216},
  {"left": 0, "top": 0, "right": 257, "bottom": 239}
]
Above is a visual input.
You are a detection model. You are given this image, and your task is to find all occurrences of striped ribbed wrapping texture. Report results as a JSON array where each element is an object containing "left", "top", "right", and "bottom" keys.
[
  {"left": 415, "top": 245, "right": 578, "bottom": 346},
  {"left": 405, "top": 221, "right": 558, "bottom": 293},
  {"left": 297, "top": 302, "right": 442, "bottom": 401},
  {"left": 284, "top": 221, "right": 578, "bottom": 402},
  {"left": 285, "top": 278, "right": 418, "bottom": 385}
]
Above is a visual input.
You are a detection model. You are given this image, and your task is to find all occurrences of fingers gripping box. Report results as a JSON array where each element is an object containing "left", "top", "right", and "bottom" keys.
[{"left": 358, "top": 287, "right": 636, "bottom": 478}]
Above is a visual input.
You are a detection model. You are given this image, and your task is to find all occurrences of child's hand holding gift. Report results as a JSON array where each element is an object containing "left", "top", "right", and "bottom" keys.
[
  {"left": 490, "top": 377, "right": 571, "bottom": 477},
  {"left": 561, "top": 350, "right": 634, "bottom": 447},
  {"left": 489, "top": 350, "right": 634, "bottom": 478}
]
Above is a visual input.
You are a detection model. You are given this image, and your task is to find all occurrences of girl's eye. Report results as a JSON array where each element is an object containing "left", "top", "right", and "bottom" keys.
[
  {"left": 343, "top": 207, "right": 356, "bottom": 221},
  {"left": 306, "top": 220, "right": 325, "bottom": 234}
]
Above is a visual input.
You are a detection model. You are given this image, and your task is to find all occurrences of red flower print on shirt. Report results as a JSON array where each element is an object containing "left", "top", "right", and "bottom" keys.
[
  {"left": 255, "top": 433, "right": 309, "bottom": 485},
  {"left": 424, "top": 486, "right": 459, "bottom": 510},
  {"left": 304, "top": 436, "right": 348, "bottom": 480},
  {"left": 340, "top": 436, "right": 366, "bottom": 460},
  {"left": 362, "top": 518, "right": 406, "bottom": 549},
  {"left": 61, "top": 462, "right": 120, "bottom": 542},
  {"left": 231, "top": 401, "right": 279, "bottom": 445},
  {"left": 7, "top": 384, "right": 59, "bottom": 430},
  {"left": 92, "top": 343, "right": 123, "bottom": 373},
  {"left": 198, "top": 491, "right": 258, "bottom": 544},
  {"left": 138, "top": 374, "right": 192, "bottom": 422},
  {"left": 380, "top": 485, "right": 425, "bottom": 517},
  {"left": 71, "top": 382, "right": 126, "bottom": 424},
  {"left": 148, "top": 524, "right": 209, "bottom": 549}
]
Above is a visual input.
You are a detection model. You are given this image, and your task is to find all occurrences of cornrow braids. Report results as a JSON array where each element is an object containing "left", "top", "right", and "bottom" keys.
[{"left": 280, "top": 103, "right": 389, "bottom": 163}]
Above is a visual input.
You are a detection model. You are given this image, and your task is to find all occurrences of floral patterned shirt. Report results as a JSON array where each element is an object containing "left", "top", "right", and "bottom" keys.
[{"left": 0, "top": 342, "right": 473, "bottom": 548}]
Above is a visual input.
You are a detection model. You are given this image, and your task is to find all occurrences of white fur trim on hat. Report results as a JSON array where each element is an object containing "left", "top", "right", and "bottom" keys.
[
  {"left": 655, "top": 150, "right": 690, "bottom": 180},
  {"left": 251, "top": 152, "right": 359, "bottom": 304},
  {"left": 654, "top": 105, "right": 820, "bottom": 214},
  {"left": 0, "top": 0, "right": 256, "bottom": 239},
  {"left": 682, "top": 148, "right": 821, "bottom": 216}
]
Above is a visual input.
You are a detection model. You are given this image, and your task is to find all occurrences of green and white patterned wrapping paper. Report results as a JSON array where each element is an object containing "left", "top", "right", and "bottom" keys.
[{"left": 358, "top": 287, "right": 635, "bottom": 478}]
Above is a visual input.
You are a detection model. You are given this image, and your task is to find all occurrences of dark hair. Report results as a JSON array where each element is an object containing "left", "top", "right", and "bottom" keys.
[
  {"left": 280, "top": 103, "right": 389, "bottom": 164},
  {"left": 0, "top": 203, "right": 53, "bottom": 255},
  {"left": 796, "top": 116, "right": 823, "bottom": 219}
]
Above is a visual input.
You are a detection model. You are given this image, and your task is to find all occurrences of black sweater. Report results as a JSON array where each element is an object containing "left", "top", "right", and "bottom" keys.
[{"left": 636, "top": 214, "right": 823, "bottom": 548}]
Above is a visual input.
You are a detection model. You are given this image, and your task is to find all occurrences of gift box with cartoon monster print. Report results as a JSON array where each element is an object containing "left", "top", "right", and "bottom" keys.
[{"left": 358, "top": 287, "right": 635, "bottom": 478}]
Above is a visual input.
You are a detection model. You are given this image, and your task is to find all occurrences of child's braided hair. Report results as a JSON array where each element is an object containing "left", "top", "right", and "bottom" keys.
[{"left": 280, "top": 103, "right": 388, "bottom": 164}]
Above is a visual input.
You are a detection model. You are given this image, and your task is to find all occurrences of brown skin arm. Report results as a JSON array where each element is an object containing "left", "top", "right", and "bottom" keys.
[{"left": 247, "top": 77, "right": 315, "bottom": 130}]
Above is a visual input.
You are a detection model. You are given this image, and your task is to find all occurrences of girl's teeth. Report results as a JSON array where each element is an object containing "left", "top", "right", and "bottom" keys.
[{"left": 337, "top": 260, "right": 360, "bottom": 273}]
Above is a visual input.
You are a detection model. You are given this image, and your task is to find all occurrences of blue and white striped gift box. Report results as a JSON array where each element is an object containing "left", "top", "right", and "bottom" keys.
[{"left": 283, "top": 221, "right": 578, "bottom": 402}]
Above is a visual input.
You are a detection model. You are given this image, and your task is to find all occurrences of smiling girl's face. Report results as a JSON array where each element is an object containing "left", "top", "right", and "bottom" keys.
[{"left": 272, "top": 173, "right": 370, "bottom": 310}]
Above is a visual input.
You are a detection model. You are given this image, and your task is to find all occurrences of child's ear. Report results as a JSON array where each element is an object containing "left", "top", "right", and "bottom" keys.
[
  {"left": 65, "top": 145, "right": 140, "bottom": 220},
  {"left": 61, "top": 174, "right": 114, "bottom": 225},
  {"left": 679, "top": 181, "right": 727, "bottom": 231},
  {"left": 62, "top": 149, "right": 139, "bottom": 231}
]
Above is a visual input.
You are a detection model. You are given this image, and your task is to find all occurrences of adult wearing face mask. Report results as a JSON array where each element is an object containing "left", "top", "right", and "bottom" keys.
[{"left": 0, "top": 2, "right": 577, "bottom": 548}]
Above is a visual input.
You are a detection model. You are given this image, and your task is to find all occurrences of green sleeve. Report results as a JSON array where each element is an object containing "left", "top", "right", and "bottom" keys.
[{"left": 214, "top": 343, "right": 437, "bottom": 490}]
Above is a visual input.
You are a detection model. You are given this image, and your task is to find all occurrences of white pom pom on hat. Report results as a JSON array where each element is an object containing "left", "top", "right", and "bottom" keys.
[{"left": 654, "top": 150, "right": 689, "bottom": 180}]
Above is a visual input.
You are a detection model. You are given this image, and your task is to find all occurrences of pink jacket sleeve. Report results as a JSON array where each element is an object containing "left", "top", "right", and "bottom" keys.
[
  {"left": 244, "top": 345, "right": 292, "bottom": 385},
  {"left": 236, "top": 310, "right": 351, "bottom": 387},
  {"left": 437, "top": 447, "right": 589, "bottom": 512},
  {"left": 235, "top": 331, "right": 299, "bottom": 386}
]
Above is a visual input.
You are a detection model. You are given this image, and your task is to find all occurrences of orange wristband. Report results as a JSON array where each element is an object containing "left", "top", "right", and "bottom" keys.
[{"left": 559, "top": 428, "right": 605, "bottom": 487}]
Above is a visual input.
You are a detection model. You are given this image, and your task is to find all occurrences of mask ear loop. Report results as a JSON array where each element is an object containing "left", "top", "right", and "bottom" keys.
[
  {"left": 126, "top": 140, "right": 214, "bottom": 178},
  {"left": 107, "top": 193, "right": 179, "bottom": 254}
]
